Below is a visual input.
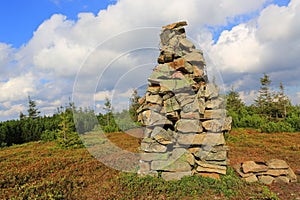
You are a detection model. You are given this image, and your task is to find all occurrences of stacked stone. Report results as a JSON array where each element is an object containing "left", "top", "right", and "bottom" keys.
[
  {"left": 137, "top": 21, "right": 232, "bottom": 181},
  {"left": 234, "top": 159, "right": 298, "bottom": 184}
]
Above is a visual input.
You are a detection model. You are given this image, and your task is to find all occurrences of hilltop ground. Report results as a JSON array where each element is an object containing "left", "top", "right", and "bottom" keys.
[{"left": 0, "top": 128, "right": 299, "bottom": 199}]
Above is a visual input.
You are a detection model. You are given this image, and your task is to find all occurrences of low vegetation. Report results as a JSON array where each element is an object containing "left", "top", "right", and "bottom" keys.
[{"left": 1, "top": 130, "right": 299, "bottom": 199}]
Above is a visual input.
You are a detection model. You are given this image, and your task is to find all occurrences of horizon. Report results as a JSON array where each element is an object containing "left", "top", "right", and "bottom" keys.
[{"left": 1, "top": 0, "right": 299, "bottom": 122}]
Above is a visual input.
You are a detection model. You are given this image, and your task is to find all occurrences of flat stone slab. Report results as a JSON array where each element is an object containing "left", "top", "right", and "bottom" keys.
[
  {"left": 258, "top": 175, "right": 275, "bottom": 185},
  {"left": 162, "top": 21, "right": 188, "bottom": 30},
  {"left": 175, "top": 119, "right": 203, "bottom": 133},
  {"left": 161, "top": 171, "right": 192, "bottom": 181},
  {"left": 141, "top": 110, "right": 173, "bottom": 126},
  {"left": 242, "top": 161, "right": 268, "bottom": 173},
  {"left": 267, "top": 159, "right": 289, "bottom": 169},
  {"left": 196, "top": 166, "right": 226, "bottom": 175},
  {"left": 140, "top": 152, "right": 171, "bottom": 161},
  {"left": 204, "top": 109, "right": 227, "bottom": 119},
  {"left": 140, "top": 141, "right": 168, "bottom": 153},
  {"left": 202, "top": 120, "right": 223, "bottom": 132},
  {"left": 243, "top": 175, "right": 258, "bottom": 183}
]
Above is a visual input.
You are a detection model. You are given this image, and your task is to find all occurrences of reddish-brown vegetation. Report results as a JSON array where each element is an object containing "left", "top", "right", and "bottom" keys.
[{"left": 0, "top": 129, "right": 299, "bottom": 199}]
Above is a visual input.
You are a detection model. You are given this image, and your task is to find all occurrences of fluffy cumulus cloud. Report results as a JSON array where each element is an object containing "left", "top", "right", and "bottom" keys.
[
  {"left": 1, "top": 0, "right": 300, "bottom": 120},
  {"left": 207, "top": 23, "right": 262, "bottom": 73},
  {"left": 205, "top": 0, "right": 300, "bottom": 104},
  {"left": 0, "top": 73, "right": 37, "bottom": 102}
]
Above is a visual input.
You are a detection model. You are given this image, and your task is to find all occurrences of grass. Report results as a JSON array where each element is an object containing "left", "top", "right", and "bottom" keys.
[{"left": 0, "top": 129, "right": 299, "bottom": 199}]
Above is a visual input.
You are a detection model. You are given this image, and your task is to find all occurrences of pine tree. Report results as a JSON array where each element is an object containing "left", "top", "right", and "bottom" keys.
[
  {"left": 27, "top": 96, "right": 40, "bottom": 120},
  {"left": 275, "top": 82, "right": 291, "bottom": 118},
  {"left": 129, "top": 89, "right": 140, "bottom": 122},
  {"left": 103, "top": 97, "right": 112, "bottom": 126},
  {"left": 226, "top": 86, "right": 245, "bottom": 112},
  {"left": 254, "top": 73, "right": 273, "bottom": 117}
]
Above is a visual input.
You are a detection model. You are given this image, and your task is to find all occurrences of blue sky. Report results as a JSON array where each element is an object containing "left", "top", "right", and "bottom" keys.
[
  {"left": 0, "top": 0, "right": 299, "bottom": 121},
  {"left": 1, "top": 0, "right": 290, "bottom": 47},
  {"left": 0, "top": 0, "right": 115, "bottom": 47}
]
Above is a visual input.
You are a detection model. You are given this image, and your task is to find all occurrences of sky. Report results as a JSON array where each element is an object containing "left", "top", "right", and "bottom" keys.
[{"left": 0, "top": 0, "right": 299, "bottom": 121}]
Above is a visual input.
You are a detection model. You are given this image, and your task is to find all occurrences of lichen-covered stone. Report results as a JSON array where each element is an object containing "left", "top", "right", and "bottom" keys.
[
  {"left": 242, "top": 161, "right": 268, "bottom": 173},
  {"left": 258, "top": 175, "right": 275, "bottom": 185},
  {"left": 161, "top": 171, "right": 192, "bottom": 181},
  {"left": 267, "top": 159, "right": 289, "bottom": 169},
  {"left": 138, "top": 21, "right": 231, "bottom": 180},
  {"left": 175, "top": 119, "right": 203, "bottom": 133}
]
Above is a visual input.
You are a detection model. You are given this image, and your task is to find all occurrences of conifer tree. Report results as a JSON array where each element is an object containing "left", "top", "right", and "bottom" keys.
[
  {"left": 27, "top": 96, "right": 40, "bottom": 120},
  {"left": 129, "top": 89, "right": 140, "bottom": 122},
  {"left": 255, "top": 73, "right": 273, "bottom": 117}
]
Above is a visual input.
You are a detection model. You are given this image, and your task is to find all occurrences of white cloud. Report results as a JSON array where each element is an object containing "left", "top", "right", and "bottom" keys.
[
  {"left": 239, "top": 90, "right": 258, "bottom": 105},
  {"left": 204, "top": 0, "right": 300, "bottom": 92},
  {"left": 208, "top": 23, "right": 262, "bottom": 73},
  {"left": 0, "top": 104, "right": 26, "bottom": 120},
  {"left": 0, "top": 73, "right": 37, "bottom": 102},
  {"left": 2, "top": 0, "right": 298, "bottom": 121}
]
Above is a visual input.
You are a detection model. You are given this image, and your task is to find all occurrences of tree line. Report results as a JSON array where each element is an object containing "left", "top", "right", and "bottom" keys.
[
  {"left": 0, "top": 74, "right": 299, "bottom": 148},
  {"left": 0, "top": 91, "right": 141, "bottom": 148},
  {"left": 226, "top": 73, "right": 300, "bottom": 132}
]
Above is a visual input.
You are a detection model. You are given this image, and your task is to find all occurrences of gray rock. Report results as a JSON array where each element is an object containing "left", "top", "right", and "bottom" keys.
[
  {"left": 168, "top": 36, "right": 179, "bottom": 48},
  {"left": 136, "top": 103, "right": 162, "bottom": 114},
  {"left": 162, "top": 92, "right": 174, "bottom": 100},
  {"left": 139, "top": 161, "right": 150, "bottom": 173},
  {"left": 267, "top": 159, "right": 289, "bottom": 169},
  {"left": 243, "top": 175, "right": 258, "bottom": 183},
  {"left": 179, "top": 38, "right": 195, "bottom": 51},
  {"left": 186, "top": 152, "right": 195, "bottom": 165},
  {"left": 160, "top": 29, "right": 173, "bottom": 45},
  {"left": 141, "top": 110, "right": 173, "bottom": 126},
  {"left": 200, "top": 133, "right": 226, "bottom": 146},
  {"left": 206, "top": 98, "right": 225, "bottom": 109},
  {"left": 175, "top": 119, "right": 202, "bottom": 133},
  {"left": 140, "top": 141, "right": 168, "bottom": 153},
  {"left": 138, "top": 170, "right": 158, "bottom": 177},
  {"left": 147, "top": 85, "right": 161, "bottom": 94},
  {"left": 275, "top": 176, "right": 290, "bottom": 183},
  {"left": 222, "top": 117, "right": 232, "bottom": 132},
  {"left": 175, "top": 94, "right": 195, "bottom": 107},
  {"left": 206, "top": 151, "right": 227, "bottom": 161},
  {"left": 164, "top": 96, "right": 180, "bottom": 113},
  {"left": 184, "top": 51, "right": 205, "bottom": 66},
  {"left": 146, "top": 93, "right": 163, "bottom": 105},
  {"left": 162, "top": 21, "right": 188, "bottom": 30},
  {"left": 182, "top": 101, "right": 199, "bottom": 113},
  {"left": 204, "top": 109, "right": 227, "bottom": 119},
  {"left": 242, "top": 161, "right": 268, "bottom": 173},
  {"left": 202, "top": 120, "right": 223, "bottom": 132},
  {"left": 159, "top": 79, "right": 193, "bottom": 93},
  {"left": 196, "top": 97, "right": 206, "bottom": 114},
  {"left": 258, "top": 175, "right": 275, "bottom": 185},
  {"left": 180, "top": 111, "right": 200, "bottom": 119},
  {"left": 196, "top": 167, "right": 226, "bottom": 175},
  {"left": 193, "top": 65, "right": 204, "bottom": 77},
  {"left": 151, "top": 153, "right": 191, "bottom": 172},
  {"left": 140, "top": 152, "right": 171, "bottom": 162},
  {"left": 257, "top": 169, "right": 289, "bottom": 176},
  {"left": 152, "top": 127, "right": 175, "bottom": 145},
  {"left": 287, "top": 167, "right": 298, "bottom": 182},
  {"left": 234, "top": 164, "right": 255, "bottom": 178},
  {"left": 198, "top": 83, "right": 219, "bottom": 99},
  {"left": 166, "top": 111, "right": 180, "bottom": 121},
  {"left": 177, "top": 133, "right": 205, "bottom": 145},
  {"left": 163, "top": 51, "right": 174, "bottom": 63},
  {"left": 161, "top": 171, "right": 192, "bottom": 181}
]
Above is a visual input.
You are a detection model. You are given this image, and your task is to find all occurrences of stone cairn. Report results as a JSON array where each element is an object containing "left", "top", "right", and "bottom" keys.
[
  {"left": 137, "top": 21, "right": 232, "bottom": 181},
  {"left": 234, "top": 159, "right": 297, "bottom": 185}
]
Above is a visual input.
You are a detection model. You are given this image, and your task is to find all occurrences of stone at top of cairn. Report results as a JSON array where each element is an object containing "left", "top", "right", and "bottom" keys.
[{"left": 162, "top": 21, "right": 188, "bottom": 30}]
